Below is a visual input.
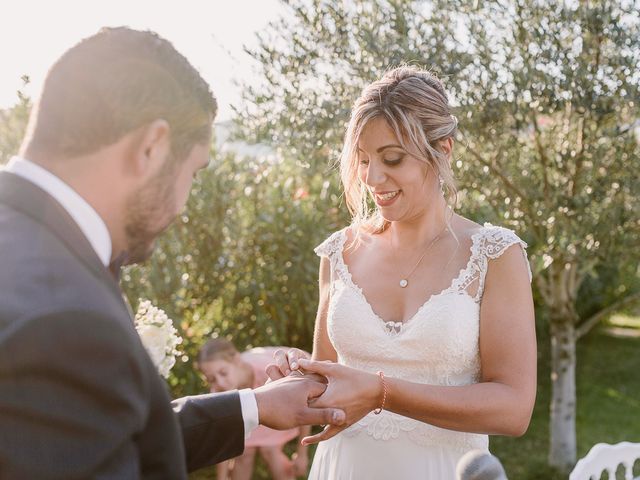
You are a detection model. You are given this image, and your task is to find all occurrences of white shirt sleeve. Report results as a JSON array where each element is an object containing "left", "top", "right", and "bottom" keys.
[{"left": 238, "top": 388, "right": 259, "bottom": 439}]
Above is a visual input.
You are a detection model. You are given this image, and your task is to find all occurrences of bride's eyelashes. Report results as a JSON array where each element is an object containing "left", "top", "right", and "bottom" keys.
[
  {"left": 358, "top": 155, "right": 405, "bottom": 166},
  {"left": 382, "top": 155, "right": 404, "bottom": 165}
]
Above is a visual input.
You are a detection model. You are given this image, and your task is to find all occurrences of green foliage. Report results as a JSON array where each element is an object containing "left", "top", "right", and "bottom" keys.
[
  {"left": 235, "top": 0, "right": 471, "bottom": 172},
  {"left": 446, "top": 1, "right": 640, "bottom": 327},
  {"left": 490, "top": 321, "right": 640, "bottom": 480},
  {"left": 0, "top": 78, "right": 30, "bottom": 164},
  {"left": 122, "top": 148, "right": 348, "bottom": 397}
]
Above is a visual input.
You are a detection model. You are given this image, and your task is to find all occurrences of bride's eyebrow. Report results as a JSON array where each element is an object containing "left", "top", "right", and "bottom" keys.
[
  {"left": 357, "top": 144, "right": 404, "bottom": 154},
  {"left": 377, "top": 144, "right": 403, "bottom": 152}
]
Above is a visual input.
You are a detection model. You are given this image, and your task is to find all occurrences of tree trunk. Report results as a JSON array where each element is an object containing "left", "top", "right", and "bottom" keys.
[{"left": 549, "top": 318, "right": 577, "bottom": 472}]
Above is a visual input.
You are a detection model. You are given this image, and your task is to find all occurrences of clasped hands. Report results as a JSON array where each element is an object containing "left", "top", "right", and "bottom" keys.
[{"left": 261, "top": 348, "right": 383, "bottom": 445}]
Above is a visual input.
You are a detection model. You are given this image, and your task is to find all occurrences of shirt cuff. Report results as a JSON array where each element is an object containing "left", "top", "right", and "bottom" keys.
[{"left": 238, "top": 388, "right": 259, "bottom": 439}]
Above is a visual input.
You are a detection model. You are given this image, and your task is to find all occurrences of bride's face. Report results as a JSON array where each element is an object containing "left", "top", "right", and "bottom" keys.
[{"left": 357, "top": 117, "right": 440, "bottom": 223}]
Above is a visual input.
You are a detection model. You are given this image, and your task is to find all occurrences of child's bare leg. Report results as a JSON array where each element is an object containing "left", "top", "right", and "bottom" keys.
[
  {"left": 259, "top": 446, "right": 295, "bottom": 480},
  {"left": 216, "top": 460, "right": 231, "bottom": 480},
  {"left": 229, "top": 447, "right": 257, "bottom": 480}
]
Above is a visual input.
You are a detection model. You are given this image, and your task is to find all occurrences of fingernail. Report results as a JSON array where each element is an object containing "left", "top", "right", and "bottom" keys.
[
  {"left": 333, "top": 410, "right": 345, "bottom": 424},
  {"left": 291, "top": 362, "right": 298, "bottom": 370}
]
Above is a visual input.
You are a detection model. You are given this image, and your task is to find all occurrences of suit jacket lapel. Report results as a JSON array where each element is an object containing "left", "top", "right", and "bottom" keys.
[{"left": 0, "top": 171, "right": 125, "bottom": 304}]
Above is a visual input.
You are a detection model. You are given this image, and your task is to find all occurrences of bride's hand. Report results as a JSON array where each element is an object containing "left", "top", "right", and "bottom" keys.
[
  {"left": 296, "top": 359, "right": 382, "bottom": 445},
  {"left": 265, "top": 348, "right": 310, "bottom": 381}
]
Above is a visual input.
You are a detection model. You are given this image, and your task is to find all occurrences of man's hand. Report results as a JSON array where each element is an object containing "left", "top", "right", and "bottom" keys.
[
  {"left": 296, "top": 359, "right": 381, "bottom": 445},
  {"left": 253, "top": 374, "right": 345, "bottom": 430}
]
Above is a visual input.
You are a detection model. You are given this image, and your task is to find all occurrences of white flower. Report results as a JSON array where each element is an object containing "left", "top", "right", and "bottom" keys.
[{"left": 134, "top": 300, "right": 182, "bottom": 379}]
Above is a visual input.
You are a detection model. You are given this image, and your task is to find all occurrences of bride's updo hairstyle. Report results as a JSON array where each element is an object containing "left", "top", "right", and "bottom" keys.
[{"left": 339, "top": 66, "right": 458, "bottom": 232}]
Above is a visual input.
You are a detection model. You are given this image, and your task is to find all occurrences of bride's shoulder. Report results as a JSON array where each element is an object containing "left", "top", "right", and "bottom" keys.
[
  {"left": 453, "top": 217, "right": 528, "bottom": 258},
  {"left": 454, "top": 216, "right": 524, "bottom": 242},
  {"left": 477, "top": 222, "right": 527, "bottom": 248},
  {"left": 314, "top": 226, "right": 352, "bottom": 258},
  {"left": 450, "top": 215, "right": 483, "bottom": 244}
]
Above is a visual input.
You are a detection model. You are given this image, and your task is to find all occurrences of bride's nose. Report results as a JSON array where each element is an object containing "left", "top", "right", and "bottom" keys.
[{"left": 364, "top": 161, "right": 387, "bottom": 187}]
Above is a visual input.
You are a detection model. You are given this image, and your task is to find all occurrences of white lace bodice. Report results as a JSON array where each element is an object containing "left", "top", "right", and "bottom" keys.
[{"left": 314, "top": 223, "right": 531, "bottom": 451}]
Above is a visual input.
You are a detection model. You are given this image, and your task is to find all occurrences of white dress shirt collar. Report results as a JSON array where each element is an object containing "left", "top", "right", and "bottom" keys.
[{"left": 4, "top": 156, "right": 112, "bottom": 266}]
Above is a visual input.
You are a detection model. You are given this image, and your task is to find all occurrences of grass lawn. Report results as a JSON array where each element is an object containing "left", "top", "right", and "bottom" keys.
[
  {"left": 492, "top": 314, "right": 640, "bottom": 479},
  {"left": 192, "top": 313, "right": 640, "bottom": 479}
]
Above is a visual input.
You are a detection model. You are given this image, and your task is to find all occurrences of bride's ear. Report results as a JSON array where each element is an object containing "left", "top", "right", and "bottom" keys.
[{"left": 439, "top": 138, "right": 454, "bottom": 161}]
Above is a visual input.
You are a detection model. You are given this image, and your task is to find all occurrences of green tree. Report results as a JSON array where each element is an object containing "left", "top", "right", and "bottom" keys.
[
  {"left": 0, "top": 77, "right": 30, "bottom": 164},
  {"left": 235, "top": 0, "right": 640, "bottom": 473},
  {"left": 122, "top": 146, "right": 347, "bottom": 397}
]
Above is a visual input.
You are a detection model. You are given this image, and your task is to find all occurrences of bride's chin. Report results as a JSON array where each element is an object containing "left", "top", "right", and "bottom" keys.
[{"left": 378, "top": 205, "right": 409, "bottom": 223}]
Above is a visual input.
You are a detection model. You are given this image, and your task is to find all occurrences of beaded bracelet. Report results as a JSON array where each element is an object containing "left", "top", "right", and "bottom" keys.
[{"left": 373, "top": 370, "right": 387, "bottom": 415}]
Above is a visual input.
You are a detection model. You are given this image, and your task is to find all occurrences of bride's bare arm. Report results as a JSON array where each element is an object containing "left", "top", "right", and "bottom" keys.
[
  {"left": 312, "top": 256, "right": 338, "bottom": 362},
  {"left": 301, "top": 244, "right": 536, "bottom": 444},
  {"left": 388, "top": 243, "right": 535, "bottom": 433}
]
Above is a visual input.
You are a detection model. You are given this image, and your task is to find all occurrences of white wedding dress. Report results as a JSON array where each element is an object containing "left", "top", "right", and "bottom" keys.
[{"left": 308, "top": 224, "right": 531, "bottom": 480}]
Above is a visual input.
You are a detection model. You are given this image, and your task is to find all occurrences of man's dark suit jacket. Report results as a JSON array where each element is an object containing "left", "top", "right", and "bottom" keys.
[{"left": 0, "top": 171, "right": 244, "bottom": 479}]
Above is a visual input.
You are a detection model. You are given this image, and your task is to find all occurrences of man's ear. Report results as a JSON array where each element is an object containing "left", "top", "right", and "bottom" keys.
[{"left": 132, "top": 119, "right": 171, "bottom": 177}]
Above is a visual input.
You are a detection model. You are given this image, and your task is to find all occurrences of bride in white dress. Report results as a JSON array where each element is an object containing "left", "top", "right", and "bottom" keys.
[{"left": 268, "top": 66, "right": 537, "bottom": 479}]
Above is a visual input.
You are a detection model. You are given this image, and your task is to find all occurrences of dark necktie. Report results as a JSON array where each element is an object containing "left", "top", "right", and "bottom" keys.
[
  {"left": 108, "top": 251, "right": 128, "bottom": 283},
  {"left": 107, "top": 251, "right": 134, "bottom": 320}
]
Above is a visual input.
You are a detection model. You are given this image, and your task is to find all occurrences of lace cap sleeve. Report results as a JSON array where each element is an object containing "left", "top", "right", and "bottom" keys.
[
  {"left": 478, "top": 224, "right": 532, "bottom": 283},
  {"left": 314, "top": 228, "right": 348, "bottom": 260}
]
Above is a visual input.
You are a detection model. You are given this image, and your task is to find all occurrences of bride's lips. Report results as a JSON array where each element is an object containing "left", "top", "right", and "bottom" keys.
[{"left": 373, "top": 190, "right": 401, "bottom": 207}]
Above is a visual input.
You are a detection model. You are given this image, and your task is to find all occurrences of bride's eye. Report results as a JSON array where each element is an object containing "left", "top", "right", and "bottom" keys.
[{"left": 383, "top": 155, "right": 404, "bottom": 165}]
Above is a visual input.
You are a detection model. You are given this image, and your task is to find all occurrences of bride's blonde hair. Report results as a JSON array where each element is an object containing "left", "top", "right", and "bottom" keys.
[{"left": 339, "top": 66, "right": 458, "bottom": 233}]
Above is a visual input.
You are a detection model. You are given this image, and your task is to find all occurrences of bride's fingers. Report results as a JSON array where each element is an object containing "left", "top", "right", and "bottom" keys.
[
  {"left": 286, "top": 348, "right": 308, "bottom": 371},
  {"left": 307, "top": 394, "right": 334, "bottom": 408},
  {"left": 297, "top": 358, "right": 335, "bottom": 377},
  {"left": 301, "top": 425, "right": 329, "bottom": 445},
  {"left": 265, "top": 362, "right": 285, "bottom": 381},
  {"left": 272, "top": 349, "right": 291, "bottom": 376},
  {"left": 301, "top": 424, "right": 345, "bottom": 445}
]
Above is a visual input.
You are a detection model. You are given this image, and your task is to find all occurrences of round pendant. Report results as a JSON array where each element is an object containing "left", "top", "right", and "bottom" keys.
[{"left": 399, "top": 279, "right": 408, "bottom": 288}]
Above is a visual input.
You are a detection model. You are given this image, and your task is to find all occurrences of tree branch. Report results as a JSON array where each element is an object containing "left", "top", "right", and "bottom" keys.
[
  {"left": 530, "top": 110, "right": 552, "bottom": 202},
  {"left": 464, "top": 142, "right": 528, "bottom": 203},
  {"left": 463, "top": 142, "right": 545, "bottom": 243},
  {"left": 576, "top": 290, "right": 640, "bottom": 340}
]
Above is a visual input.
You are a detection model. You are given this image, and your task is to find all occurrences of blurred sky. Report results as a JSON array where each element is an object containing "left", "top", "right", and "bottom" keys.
[{"left": 0, "top": 0, "right": 284, "bottom": 121}]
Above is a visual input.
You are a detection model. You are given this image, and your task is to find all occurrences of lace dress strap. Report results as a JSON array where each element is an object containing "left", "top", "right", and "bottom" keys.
[
  {"left": 314, "top": 228, "right": 350, "bottom": 278},
  {"left": 473, "top": 223, "right": 532, "bottom": 301}
]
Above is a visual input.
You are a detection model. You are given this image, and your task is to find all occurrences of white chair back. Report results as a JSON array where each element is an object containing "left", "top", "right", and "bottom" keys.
[{"left": 569, "top": 441, "right": 640, "bottom": 480}]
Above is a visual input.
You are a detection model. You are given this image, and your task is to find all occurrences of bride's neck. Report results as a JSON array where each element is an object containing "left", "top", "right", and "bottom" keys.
[{"left": 387, "top": 200, "right": 452, "bottom": 250}]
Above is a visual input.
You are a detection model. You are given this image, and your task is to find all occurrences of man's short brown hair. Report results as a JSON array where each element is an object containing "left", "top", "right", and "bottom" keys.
[{"left": 25, "top": 27, "right": 216, "bottom": 159}]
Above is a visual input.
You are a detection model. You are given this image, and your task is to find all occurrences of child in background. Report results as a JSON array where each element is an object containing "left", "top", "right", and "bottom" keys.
[{"left": 197, "top": 338, "right": 310, "bottom": 480}]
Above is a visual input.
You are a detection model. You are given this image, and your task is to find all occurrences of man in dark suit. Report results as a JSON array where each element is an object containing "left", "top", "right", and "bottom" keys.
[{"left": 0, "top": 27, "right": 344, "bottom": 479}]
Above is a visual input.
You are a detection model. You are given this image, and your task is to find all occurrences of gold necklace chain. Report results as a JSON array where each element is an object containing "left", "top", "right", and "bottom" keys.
[{"left": 395, "top": 225, "right": 449, "bottom": 288}]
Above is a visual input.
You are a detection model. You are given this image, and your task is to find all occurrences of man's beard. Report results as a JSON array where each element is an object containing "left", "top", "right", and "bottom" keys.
[{"left": 123, "top": 164, "right": 177, "bottom": 265}]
